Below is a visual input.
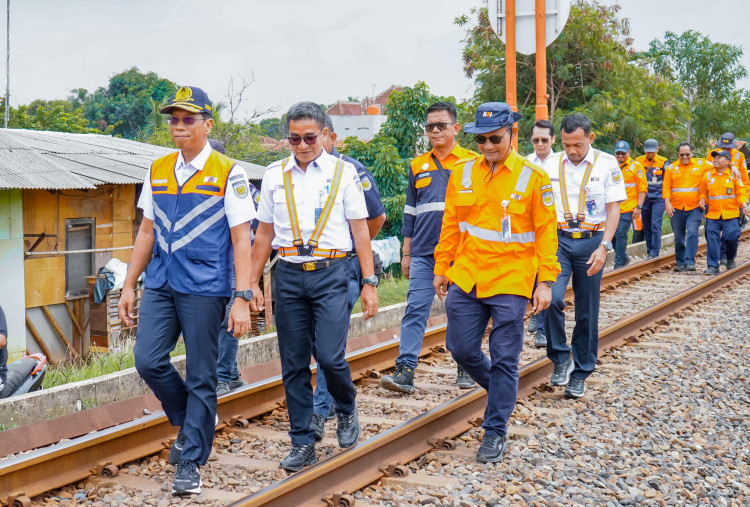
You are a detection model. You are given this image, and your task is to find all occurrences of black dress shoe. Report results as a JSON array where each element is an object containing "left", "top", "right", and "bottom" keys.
[
  {"left": 336, "top": 404, "right": 360, "bottom": 448},
  {"left": 280, "top": 443, "right": 317, "bottom": 472}
]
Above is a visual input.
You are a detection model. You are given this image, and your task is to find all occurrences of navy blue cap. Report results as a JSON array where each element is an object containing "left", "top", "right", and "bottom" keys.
[
  {"left": 208, "top": 139, "right": 225, "bottom": 154},
  {"left": 464, "top": 102, "right": 522, "bottom": 134},
  {"left": 717, "top": 132, "right": 737, "bottom": 149},
  {"left": 614, "top": 140, "right": 629, "bottom": 153},
  {"left": 161, "top": 86, "right": 213, "bottom": 116},
  {"left": 644, "top": 138, "right": 659, "bottom": 152},
  {"left": 711, "top": 149, "right": 732, "bottom": 161}
]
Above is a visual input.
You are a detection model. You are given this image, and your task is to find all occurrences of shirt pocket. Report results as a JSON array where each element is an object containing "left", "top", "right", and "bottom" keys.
[
  {"left": 415, "top": 176, "right": 432, "bottom": 189},
  {"left": 456, "top": 192, "right": 476, "bottom": 207},
  {"left": 507, "top": 200, "right": 527, "bottom": 215}
]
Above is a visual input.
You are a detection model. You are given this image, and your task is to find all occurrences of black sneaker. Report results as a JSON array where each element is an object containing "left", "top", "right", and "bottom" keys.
[
  {"left": 704, "top": 267, "right": 720, "bottom": 275},
  {"left": 172, "top": 459, "right": 201, "bottom": 496},
  {"left": 527, "top": 314, "right": 538, "bottom": 333},
  {"left": 720, "top": 257, "right": 727, "bottom": 266},
  {"left": 646, "top": 254, "right": 658, "bottom": 260},
  {"left": 550, "top": 356, "right": 574, "bottom": 386},
  {"left": 673, "top": 264, "right": 686, "bottom": 272},
  {"left": 336, "top": 404, "right": 360, "bottom": 448},
  {"left": 216, "top": 377, "right": 247, "bottom": 395},
  {"left": 310, "top": 412, "right": 326, "bottom": 441},
  {"left": 565, "top": 377, "right": 586, "bottom": 398},
  {"left": 726, "top": 259, "right": 736, "bottom": 270},
  {"left": 534, "top": 330, "right": 547, "bottom": 348},
  {"left": 456, "top": 365, "right": 476, "bottom": 389},
  {"left": 685, "top": 264, "right": 696, "bottom": 272},
  {"left": 380, "top": 363, "right": 415, "bottom": 394},
  {"left": 168, "top": 427, "right": 185, "bottom": 465},
  {"left": 326, "top": 403, "right": 336, "bottom": 421},
  {"left": 280, "top": 443, "right": 317, "bottom": 472},
  {"left": 475, "top": 433, "right": 507, "bottom": 463}
]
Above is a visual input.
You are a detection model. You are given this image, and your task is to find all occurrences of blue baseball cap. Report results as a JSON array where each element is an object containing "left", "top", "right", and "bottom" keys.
[
  {"left": 161, "top": 86, "right": 213, "bottom": 116},
  {"left": 464, "top": 102, "right": 522, "bottom": 134},
  {"left": 644, "top": 138, "right": 659, "bottom": 152},
  {"left": 614, "top": 140, "right": 629, "bottom": 153},
  {"left": 717, "top": 132, "right": 738, "bottom": 149},
  {"left": 711, "top": 149, "right": 732, "bottom": 161}
]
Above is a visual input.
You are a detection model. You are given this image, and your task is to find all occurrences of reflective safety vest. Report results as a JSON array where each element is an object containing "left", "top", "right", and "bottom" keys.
[
  {"left": 700, "top": 169, "right": 747, "bottom": 220},
  {"left": 556, "top": 149, "right": 610, "bottom": 231},
  {"left": 635, "top": 154, "right": 669, "bottom": 200},
  {"left": 434, "top": 151, "right": 560, "bottom": 299},
  {"left": 277, "top": 157, "right": 348, "bottom": 259},
  {"left": 663, "top": 158, "right": 711, "bottom": 211},
  {"left": 618, "top": 158, "right": 647, "bottom": 213},
  {"left": 146, "top": 151, "right": 234, "bottom": 297}
]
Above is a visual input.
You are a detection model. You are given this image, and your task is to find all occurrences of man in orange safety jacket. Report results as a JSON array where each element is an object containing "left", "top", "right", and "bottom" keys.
[{"left": 613, "top": 141, "right": 647, "bottom": 268}]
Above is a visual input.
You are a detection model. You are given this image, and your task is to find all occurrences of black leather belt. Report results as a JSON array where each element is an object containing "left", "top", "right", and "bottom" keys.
[
  {"left": 280, "top": 257, "right": 346, "bottom": 272},
  {"left": 558, "top": 230, "right": 602, "bottom": 239}
]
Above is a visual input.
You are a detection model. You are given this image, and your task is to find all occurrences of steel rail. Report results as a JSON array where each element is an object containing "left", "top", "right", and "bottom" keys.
[{"left": 231, "top": 259, "right": 750, "bottom": 507}]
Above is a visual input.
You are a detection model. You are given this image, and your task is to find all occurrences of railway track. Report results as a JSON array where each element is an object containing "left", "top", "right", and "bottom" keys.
[{"left": 1, "top": 232, "right": 748, "bottom": 506}]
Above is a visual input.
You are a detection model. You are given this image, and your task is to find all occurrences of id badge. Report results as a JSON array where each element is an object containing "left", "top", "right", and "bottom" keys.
[
  {"left": 651, "top": 176, "right": 657, "bottom": 184},
  {"left": 315, "top": 207, "right": 323, "bottom": 223},
  {"left": 585, "top": 197, "right": 598, "bottom": 215},
  {"left": 727, "top": 187, "right": 733, "bottom": 195},
  {"left": 501, "top": 214, "right": 511, "bottom": 241}
]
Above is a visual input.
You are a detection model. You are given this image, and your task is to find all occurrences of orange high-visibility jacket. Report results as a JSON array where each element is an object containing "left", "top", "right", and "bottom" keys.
[
  {"left": 706, "top": 148, "right": 748, "bottom": 186},
  {"left": 699, "top": 168, "right": 748, "bottom": 220},
  {"left": 618, "top": 157, "right": 647, "bottom": 213},
  {"left": 663, "top": 158, "right": 712, "bottom": 211},
  {"left": 434, "top": 150, "right": 560, "bottom": 299}
]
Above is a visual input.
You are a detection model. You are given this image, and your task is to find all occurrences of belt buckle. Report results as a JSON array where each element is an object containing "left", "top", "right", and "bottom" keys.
[
  {"left": 297, "top": 244, "right": 313, "bottom": 256},
  {"left": 302, "top": 262, "right": 316, "bottom": 272},
  {"left": 567, "top": 220, "right": 579, "bottom": 229},
  {"left": 571, "top": 231, "right": 583, "bottom": 239}
]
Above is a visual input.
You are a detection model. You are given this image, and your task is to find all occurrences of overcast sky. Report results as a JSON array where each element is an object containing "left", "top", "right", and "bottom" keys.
[{"left": 5, "top": 0, "right": 749, "bottom": 121}]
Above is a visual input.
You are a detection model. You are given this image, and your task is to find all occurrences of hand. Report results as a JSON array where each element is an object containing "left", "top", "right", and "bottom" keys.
[
  {"left": 227, "top": 298, "right": 251, "bottom": 338},
  {"left": 531, "top": 283, "right": 552, "bottom": 314},
  {"left": 248, "top": 283, "right": 264, "bottom": 313},
  {"left": 699, "top": 197, "right": 706, "bottom": 209},
  {"left": 401, "top": 256, "right": 411, "bottom": 279},
  {"left": 586, "top": 245, "right": 608, "bottom": 276},
  {"left": 633, "top": 207, "right": 642, "bottom": 220},
  {"left": 744, "top": 206, "right": 750, "bottom": 218},
  {"left": 360, "top": 284, "right": 378, "bottom": 320},
  {"left": 118, "top": 287, "right": 136, "bottom": 326},
  {"left": 665, "top": 201, "right": 675, "bottom": 217},
  {"left": 433, "top": 275, "right": 449, "bottom": 300}
]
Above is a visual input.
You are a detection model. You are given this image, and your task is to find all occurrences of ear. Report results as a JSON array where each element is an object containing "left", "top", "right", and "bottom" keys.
[
  {"left": 330, "top": 132, "right": 338, "bottom": 144},
  {"left": 205, "top": 118, "right": 214, "bottom": 134},
  {"left": 452, "top": 122, "right": 461, "bottom": 135},
  {"left": 322, "top": 127, "right": 329, "bottom": 138},
  {"left": 589, "top": 132, "right": 596, "bottom": 144}
]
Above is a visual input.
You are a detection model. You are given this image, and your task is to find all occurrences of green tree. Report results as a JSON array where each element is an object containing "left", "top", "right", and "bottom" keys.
[
  {"left": 646, "top": 30, "right": 749, "bottom": 147},
  {"left": 1, "top": 99, "right": 102, "bottom": 134},
  {"left": 84, "top": 67, "right": 177, "bottom": 139},
  {"left": 259, "top": 117, "right": 282, "bottom": 139}
]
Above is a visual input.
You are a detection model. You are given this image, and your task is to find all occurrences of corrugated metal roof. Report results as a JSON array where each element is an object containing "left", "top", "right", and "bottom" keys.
[{"left": 0, "top": 129, "right": 268, "bottom": 189}]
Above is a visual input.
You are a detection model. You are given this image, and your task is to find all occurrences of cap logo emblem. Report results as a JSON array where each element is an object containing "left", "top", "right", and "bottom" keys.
[
  {"left": 174, "top": 87, "right": 195, "bottom": 102},
  {"left": 482, "top": 111, "right": 493, "bottom": 118}
]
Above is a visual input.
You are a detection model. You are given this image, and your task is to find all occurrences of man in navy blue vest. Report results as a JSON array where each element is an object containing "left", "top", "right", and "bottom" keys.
[{"left": 118, "top": 86, "right": 256, "bottom": 496}]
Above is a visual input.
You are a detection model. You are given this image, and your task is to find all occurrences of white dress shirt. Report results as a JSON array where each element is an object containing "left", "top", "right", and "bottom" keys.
[
  {"left": 256, "top": 150, "right": 368, "bottom": 263},
  {"left": 542, "top": 148, "right": 626, "bottom": 230},
  {"left": 526, "top": 150, "right": 555, "bottom": 167},
  {"left": 137, "top": 142, "right": 256, "bottom": 228}
]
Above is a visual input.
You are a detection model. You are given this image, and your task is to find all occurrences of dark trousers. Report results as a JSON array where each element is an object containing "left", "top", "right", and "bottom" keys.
[
  {"left": 545, "top": 232, "right": 603, "bottom": 380},
  {"left": 706, "top": 218, "right": 740, "bottom": 268},
  {"left": 613, "top": 211, "right": 633, "bottom": 266},
  {"left": 275, "top": 260, "right": 356, "bottom": 445},
  {"left": 445, "top": 285, "right": 526, "bottom": 437},
  {"left": 134, "top": 283, "right": 227, "bottom": 465},
  {"left": 642, "top": 197, "right": 665, "bottom": 257},
  {"left": 671, "top": 207, "right": 703, "bottom": 267}
]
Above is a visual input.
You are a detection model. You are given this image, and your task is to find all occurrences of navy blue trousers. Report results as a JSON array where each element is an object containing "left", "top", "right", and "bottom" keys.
[
  {"left": 445, "top": 285, "right": 526, "bottom": 437},
  {"left": 613, "top": 211, "right": 633, "bottom": 266},
  {"left": 134, "top": 283, "right": 227, "bottom": 465},
  {"left": 706, "top": 218, "right": 740, "bottom": 268},
  {"left": 671, "top": 207, "right": 703, "bottom": 267},
  {"left": 275, "top": 260, "right": 356, "bottom": 445},
  {"left": 642, "top": 197, "right": 665, "bottom": 257},
  {"left": 545, "top": 232, "right": 603, "bottom": 380}
]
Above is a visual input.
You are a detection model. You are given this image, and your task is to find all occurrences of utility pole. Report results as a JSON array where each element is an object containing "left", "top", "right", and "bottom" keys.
[{"left": 4, "top": 0, "right": 9, "bottom": 129}]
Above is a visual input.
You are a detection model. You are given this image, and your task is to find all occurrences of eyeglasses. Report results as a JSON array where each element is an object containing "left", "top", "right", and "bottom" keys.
[
  {"left": 169, "top": 116, "right": 206, "bottom": 126},
  {"left": 678, "top": 153, "right": 692, "bottom": 158},
  {"left": 474, "top": 132, "right": 508, "bottom": 145},
  {"left": 424, "top": 122, "right": 456, "bottom": 132},
  {"left": 531, "top": 138, "right": 551, "bottom": 144},
  {"left": 287, "top": 132, "right": 322, "bottom": 146}
]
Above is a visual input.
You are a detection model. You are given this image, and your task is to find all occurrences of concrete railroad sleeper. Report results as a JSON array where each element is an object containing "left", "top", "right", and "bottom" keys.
[{"left": 0, "top": 231, "right": 748, "bottom": 506}]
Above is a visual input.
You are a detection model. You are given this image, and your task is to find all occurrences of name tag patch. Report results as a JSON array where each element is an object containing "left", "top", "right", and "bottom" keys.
[{"left": 152, "top": 178, "right": 168, "bottom": 184}]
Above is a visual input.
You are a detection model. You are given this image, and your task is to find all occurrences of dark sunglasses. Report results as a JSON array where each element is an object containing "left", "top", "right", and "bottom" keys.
[
  {"left": 424, "top": 122, "right": 456, "bottom": 132},
  {"left": 678, "top": 153, "right": 692, "bottom": 157},
  {"left": 169, "top": 116, "right": 206, "bottom": 126},
  {"left": 287, "top": 132, "right": 321, "bottom": 146},
  {"left": 531, "top": 138, "right": 551, "bottom": 144},
  {"left": 474, "top": 132, "right": 508, "bottom": 145}
]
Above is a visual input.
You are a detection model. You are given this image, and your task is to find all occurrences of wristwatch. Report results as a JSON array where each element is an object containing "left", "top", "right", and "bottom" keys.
[
  {"left": 362, "top": 275, "right": 379, "bottom": 287},
  {"left": 542, "top": 280, "right": 555, "bottom": 288},
  {"left": 601, "top": 240, "right": 614, "bottom": 252},
  {"left": 636, "top": 204, "right": 643, "bottom": 209},
  {"left": 234, "top": 289, "right": 254, "bottom": 301}
]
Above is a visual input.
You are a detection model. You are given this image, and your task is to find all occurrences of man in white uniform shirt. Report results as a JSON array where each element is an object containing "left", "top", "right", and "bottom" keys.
[
  {"left": 541, "top": 113, "right": 626, "bottom": 398},
  {"left": 248, "top": 102, "right": 378, "bottom": 472},
  {"left": 526, "top": 119, "right": 556, "bottom": 348}
]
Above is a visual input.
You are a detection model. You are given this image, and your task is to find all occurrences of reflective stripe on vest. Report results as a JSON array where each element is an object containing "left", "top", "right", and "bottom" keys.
[
  {"left": 624, "top": 183, "right": 636, "bottom": 188},
  {"left": 459, "top": 221, "right": 535, "bottom": 244},
  {"left": 403, "top": 205, "right": 416, "bottom": 216},
  {"left": 559, "top": 150, "right": 600, "bottom": 222},
  {"left": 515, "top": 165, "right": 533, "bottom": 193},
  {"left": 709, "top": 195, "right": 736, "bottom": 200},
  {"left": 172, "top": 205, "right": 226, "bottom": 252},
  {"left": 673, "top": 187, "right": 699, "bottom": 193},
  {"left": 462, "top": 160, "right": 474, "bottom": 188},
  {"left": 415, "top": 202, "right": 445, "bottom": 214},
  {"left": 281, "top": 157, "right": 346, "bottom": 257}
]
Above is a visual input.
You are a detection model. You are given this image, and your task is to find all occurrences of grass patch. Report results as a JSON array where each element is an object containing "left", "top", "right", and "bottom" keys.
[
  {"left": 352, "top": 276, "right": 410, "bottom": 314},
  {"left": 42, "top": 339, "right": 186, "bottom": 390}
]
